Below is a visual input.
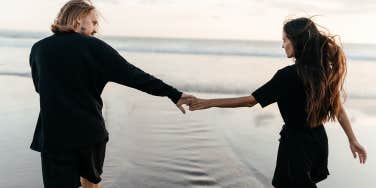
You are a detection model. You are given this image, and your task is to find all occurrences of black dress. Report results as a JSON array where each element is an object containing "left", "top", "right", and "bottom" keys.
[{"left": 252, "top": 64, "right": 329, "bottom": 188}]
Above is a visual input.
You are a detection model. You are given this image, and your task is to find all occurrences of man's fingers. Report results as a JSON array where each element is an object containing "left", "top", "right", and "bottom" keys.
[
  {"left": 180, "top": 97, "right": 196, "bottom": 106},
  {"left": 176, "top": 99, "right": 186, "bottom": 114},
  {"left": 176, "top": 93, "right": 203, "bottom": 113},
  {"left": 177, "top": 104, "right": 186, "bottom": 114},
  {"left": 185, "top": 98, "right": 196, "bottom": 105}
]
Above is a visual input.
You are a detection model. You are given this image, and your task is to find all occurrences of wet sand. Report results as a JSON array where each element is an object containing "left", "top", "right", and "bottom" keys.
[{"left": 100, "top": 84, "right": 269, "bottom": 188}]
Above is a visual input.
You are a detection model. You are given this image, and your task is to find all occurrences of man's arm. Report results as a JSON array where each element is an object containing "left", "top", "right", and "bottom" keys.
[
  {"left": 91, "top": 38, "right": 194, "bottom": 112},
  {"left": 29, "top": 46, "right": 39, "bottom": 93},
  {"left": 92, "top": 38, "right": 181, "bottom": 101}
]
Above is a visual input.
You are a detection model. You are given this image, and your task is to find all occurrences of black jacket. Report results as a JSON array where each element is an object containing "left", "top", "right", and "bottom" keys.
[{"left": 29, "top": 32, "right": 182, "bottom": 152}]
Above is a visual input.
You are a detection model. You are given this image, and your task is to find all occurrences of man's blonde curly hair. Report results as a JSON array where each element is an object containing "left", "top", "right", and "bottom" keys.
[{"left": 51, "top": 0, "right": 96, "bottom": 33}]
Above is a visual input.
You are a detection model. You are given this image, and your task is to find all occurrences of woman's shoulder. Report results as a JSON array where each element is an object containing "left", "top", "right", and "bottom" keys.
[
  {"left": 279, "top": 64, "right": 296, "bottom": 72},
  {"left": 276, "top": 64, "right": 297, "bottom": 78}
]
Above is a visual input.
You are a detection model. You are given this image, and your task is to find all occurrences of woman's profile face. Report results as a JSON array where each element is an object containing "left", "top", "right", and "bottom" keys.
[
  {"left": 77, "top": 9, "right": 98, "bottom": 36},
  {"left": 282, "top": 31, "right": 294, "bottom": 58}
]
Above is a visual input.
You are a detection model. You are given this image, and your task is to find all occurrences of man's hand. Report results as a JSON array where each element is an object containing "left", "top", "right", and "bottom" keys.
[{"left": 176, "top": 93, "right": 196, "bottom": 114}]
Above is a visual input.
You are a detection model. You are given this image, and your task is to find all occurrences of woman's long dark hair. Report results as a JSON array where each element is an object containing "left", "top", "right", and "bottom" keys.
[{"left": 283, "top": 17, "right": 347, "bottom": 128}]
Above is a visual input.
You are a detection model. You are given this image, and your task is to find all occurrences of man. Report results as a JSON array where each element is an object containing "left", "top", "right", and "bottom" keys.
[{"left": 29, "top": 0, "right": 193, "bottom": 187}]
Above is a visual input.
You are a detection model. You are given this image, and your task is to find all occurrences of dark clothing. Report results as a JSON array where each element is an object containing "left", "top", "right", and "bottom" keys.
[
  {"left": 29, "top": 32, "right": 182, "bottom": 152},
  {"left": 252, "top": 65, "right": 308, "bottom": 127},
  {"left": 41, "top": 141, "right": 107, "bottom": 187},
  {"left": 272, "top": 125, "right": 329, "bottom": 188},
  {"left": 252, "top": 65, "right": 329, "bottom": 188}
]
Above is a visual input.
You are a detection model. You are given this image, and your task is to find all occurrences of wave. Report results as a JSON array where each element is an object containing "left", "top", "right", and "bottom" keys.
[
  {"left": 113, "top": 46, "right": 376, "bottom": 61},
  {"left": 1, "top": 30, "right": 376, "bottom": 61},
  {"left": 115, "top": 47, "right": 285, "bottom": 58},
  {"left": 0, "top": 30, "right": 48, "bottom": 39},
  {"left": 0, "top": 72, "right": 31, "bottom": 78}
]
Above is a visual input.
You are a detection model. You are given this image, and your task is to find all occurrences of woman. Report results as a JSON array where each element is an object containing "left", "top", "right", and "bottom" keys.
[{"left": 189, "top": 17, "right": 367, "bottom": 188}]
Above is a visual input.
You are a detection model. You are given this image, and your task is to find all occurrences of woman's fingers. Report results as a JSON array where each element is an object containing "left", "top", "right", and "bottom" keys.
[
  {"left": 359, "top": 152, "right": 365, "bottom": 164},
  {"left": 352, "top": 150, "right": 357, "bottom": 159},
  {"left": 364, "top": 151, "right": 367, "bottom": 163},
  {"left": 358, "top": 146, "right": 367, "bottom": 164},
  {"left": 351, "top": 142, "right": 367, "bottom": 164},
  {"left": 189, "top": 104, "right": 204, "bottom": 111},
  {"left": 359, "top": 148, "right": 367, "bottom": 164},
  {"left": 189, "top": 102, "right": 207, "bottom": 111},
  {"left": 188, "top": 99, "right": 206, "bottom": 111}
]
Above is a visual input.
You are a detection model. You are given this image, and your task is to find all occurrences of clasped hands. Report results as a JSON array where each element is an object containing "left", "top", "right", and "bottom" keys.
[{"left": 176, "top": 93, "right": 209, "bottom": 114}]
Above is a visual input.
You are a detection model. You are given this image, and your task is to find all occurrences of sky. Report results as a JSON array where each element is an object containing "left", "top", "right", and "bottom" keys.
[{"left": 0, "top": 0, "right": 375, "bottom": 43}]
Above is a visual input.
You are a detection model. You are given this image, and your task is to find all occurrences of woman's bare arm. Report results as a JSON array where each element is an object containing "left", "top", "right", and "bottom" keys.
[
  {"left": 189, "top": 95, "right": 258, "bottom": 111},
  {"left": 337, "top": 103, "right": 367, "bottom": 164},
  {"left": 338, "top": 104, "right": 358, "bottom": 142}
]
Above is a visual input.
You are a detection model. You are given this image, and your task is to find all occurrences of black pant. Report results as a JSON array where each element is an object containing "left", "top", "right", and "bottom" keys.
[{"left": 41, "top": 142, "right": 106, "bottom": 188}]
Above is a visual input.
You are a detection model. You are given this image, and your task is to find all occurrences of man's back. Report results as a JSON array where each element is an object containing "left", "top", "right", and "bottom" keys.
[
  {"left": 30, "top": 32, "right": 109, "bottom": 152},
  {"left": 30, "top": 32, "right": 182, "bottom": 152}
]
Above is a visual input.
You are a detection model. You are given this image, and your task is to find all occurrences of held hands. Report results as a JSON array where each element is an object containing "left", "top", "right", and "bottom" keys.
[
  {"left": 176, "top": 94, "right": 211, "bottom": 113},
  {"left": 176, "top": 93, "right": 196, "bottom": 114},
  {"left": 177, "top": 95, "right": 254, "bottom": 112},
  {"left": 349, "top": 140, "right": 367, "bottom": 164}
]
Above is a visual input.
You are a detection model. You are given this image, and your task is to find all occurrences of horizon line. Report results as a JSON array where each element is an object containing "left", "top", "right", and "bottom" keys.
[{"left": 0, "top": 28, "right": 376, "bottom": 46}]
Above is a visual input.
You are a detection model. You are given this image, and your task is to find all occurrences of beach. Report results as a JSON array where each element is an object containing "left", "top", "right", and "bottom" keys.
[{"left": 0, "top": 36, "right": 375, "bottom": 188}]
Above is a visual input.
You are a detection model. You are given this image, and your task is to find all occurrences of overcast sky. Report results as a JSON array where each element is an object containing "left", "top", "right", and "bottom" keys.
[{"left": 0, "top": 0, "right": 375, "bottom": 43}]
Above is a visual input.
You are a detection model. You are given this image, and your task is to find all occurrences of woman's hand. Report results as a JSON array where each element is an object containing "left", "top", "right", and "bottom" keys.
[
  {"left": 349, "top": 140, "right": 367, "bottom": 164},
  {"left": 189, "top": 98, "right": 212, "bottom": 111}
]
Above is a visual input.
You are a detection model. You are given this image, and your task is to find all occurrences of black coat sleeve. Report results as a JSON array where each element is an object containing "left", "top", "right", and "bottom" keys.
[
  {"left": 91, "top": 38, "right": 182, "bottom": 104},
  {"left": 29, "top": 45, "right": 39, "bottom": 93}
]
